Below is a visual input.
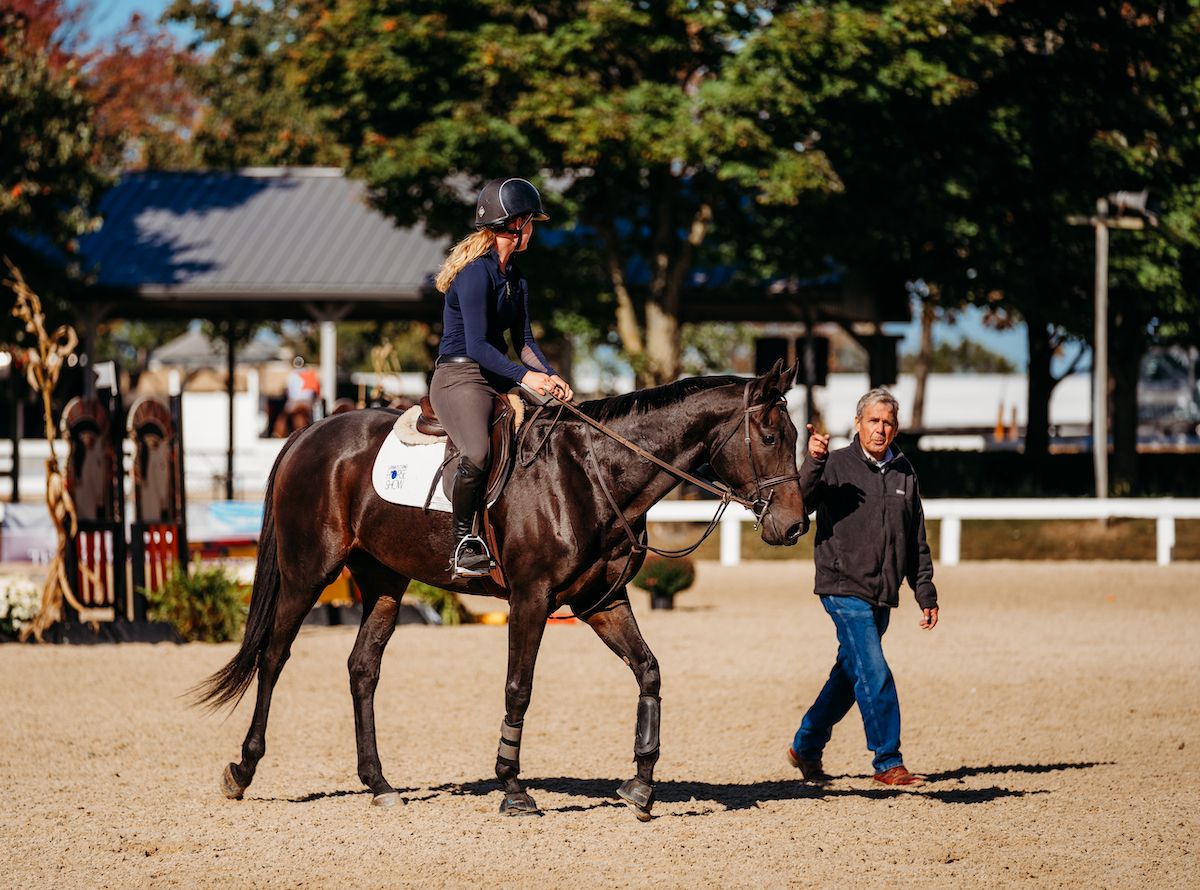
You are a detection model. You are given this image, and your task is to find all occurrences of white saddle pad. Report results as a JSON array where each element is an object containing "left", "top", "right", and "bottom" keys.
[{"left": 370, "top": 407, "right": 452, "bottom": 513}]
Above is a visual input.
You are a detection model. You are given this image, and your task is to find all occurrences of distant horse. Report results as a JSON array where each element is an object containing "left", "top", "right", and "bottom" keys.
[{"left": 197, "top": 361, "right": 807, "bottom": 821}]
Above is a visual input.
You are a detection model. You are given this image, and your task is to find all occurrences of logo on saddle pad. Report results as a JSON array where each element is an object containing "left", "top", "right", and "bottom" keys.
[{"left": 384, "top": 465, "right": 407, "bottom": 490}]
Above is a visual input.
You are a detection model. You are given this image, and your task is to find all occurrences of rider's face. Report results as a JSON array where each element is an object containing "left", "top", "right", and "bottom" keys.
[{"left": 497, "top": 215, "right": 534, "bottom": 252}]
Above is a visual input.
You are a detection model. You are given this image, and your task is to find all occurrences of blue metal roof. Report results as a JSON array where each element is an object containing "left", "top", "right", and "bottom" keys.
[{"left": 78, "top": 168, "right": 449, "bottom": 301}]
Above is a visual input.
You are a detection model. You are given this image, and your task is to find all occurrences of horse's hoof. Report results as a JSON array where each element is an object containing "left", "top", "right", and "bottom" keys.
[
  {"left": 499, "top": 792, "right": 541, "bottom": 816},
  {"left": 371, "top": 791, "right": 402, "bottom": 808},
  {"left": 616, "top": 778, "right": 654, "bottom": 822},
  {"left": 220, "top": 763, "right": 246, "bottom": 800}
]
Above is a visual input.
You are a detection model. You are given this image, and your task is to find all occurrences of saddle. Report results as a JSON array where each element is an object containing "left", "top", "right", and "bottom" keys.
[
  {"left": 416, "top": 394, "right": 523, "bottom": 506},
  {"left": 417, "top": 392, "right": 526, "bottom": 587}
]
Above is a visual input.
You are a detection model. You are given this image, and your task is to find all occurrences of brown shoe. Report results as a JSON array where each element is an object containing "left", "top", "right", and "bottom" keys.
[
  {"left": 787, "top": 748, "right": 831, "bottom": 783},
  {"left": 873, "top": 765, "right": 925, "bottom": 787}
]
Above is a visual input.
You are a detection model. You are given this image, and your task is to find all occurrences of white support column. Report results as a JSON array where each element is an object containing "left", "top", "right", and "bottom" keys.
[
  {"left": 719, "top": 512, "right": 742, "bottom": 567},
  {"left": 940, "top": 515, "right": 962, "bottom": 566},
  {"left": 305, "top": 302, "right": 352, "bottom": 417},
  {"left": 1156, "top": 515, "right": 1176, "bottom": 566},
  {"left": 319, "top": 320, "right": 337, "bottom": 415}
]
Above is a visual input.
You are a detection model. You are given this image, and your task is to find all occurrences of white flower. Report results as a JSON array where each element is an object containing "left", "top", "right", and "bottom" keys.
[{"left": 0, "top": 575, "right": 43, "bottom": 633}]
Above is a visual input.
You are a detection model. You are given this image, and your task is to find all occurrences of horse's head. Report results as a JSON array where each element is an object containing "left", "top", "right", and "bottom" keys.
[{"left": 707, "top": 360, "right": 808, "bottom": 546}]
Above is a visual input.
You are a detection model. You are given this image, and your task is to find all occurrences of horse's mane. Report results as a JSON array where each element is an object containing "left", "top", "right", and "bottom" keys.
[{"left": 577, "top": 376, "right": 743, "bottom": 424}]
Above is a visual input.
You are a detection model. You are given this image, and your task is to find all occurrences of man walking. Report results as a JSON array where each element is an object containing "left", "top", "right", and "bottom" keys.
[{"left": 788, "top": 388, "right": 939, "bottom": 787}]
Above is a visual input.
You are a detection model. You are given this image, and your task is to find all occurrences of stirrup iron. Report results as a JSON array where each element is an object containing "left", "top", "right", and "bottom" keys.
[{"left": 452, "top": 534, "right": 494, "bottom": 578}]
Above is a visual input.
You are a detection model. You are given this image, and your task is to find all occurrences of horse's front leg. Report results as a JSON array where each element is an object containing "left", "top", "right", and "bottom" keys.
[
  {"left": 583, "top": 593, "right": 660, "bottom": 821},
  {"left": 495, "top": 592, "right": 550, "bottom": 816}
]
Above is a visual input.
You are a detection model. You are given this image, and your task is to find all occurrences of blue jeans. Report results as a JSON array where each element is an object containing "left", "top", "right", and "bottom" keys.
[{"left": 793, "top": 595, "right": 903, "bottom": 773}]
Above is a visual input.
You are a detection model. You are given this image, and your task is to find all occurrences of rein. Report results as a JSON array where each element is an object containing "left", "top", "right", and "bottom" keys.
[
  {"left": 520, "top": 382, "right": 765, "bottom": 512},
  {"left": 517, "top": 381, "right": 802, "bottom": 575}
]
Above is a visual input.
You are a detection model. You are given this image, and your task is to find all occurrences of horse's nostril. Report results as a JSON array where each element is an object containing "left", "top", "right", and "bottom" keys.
[{"left": 785, "top": 522, "right": 804, "bottom": 541}]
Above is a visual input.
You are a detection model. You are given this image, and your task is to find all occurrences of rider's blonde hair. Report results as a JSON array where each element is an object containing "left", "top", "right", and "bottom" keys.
[{"left": 434, "top": 229, "right": 497, "bottom": 294}]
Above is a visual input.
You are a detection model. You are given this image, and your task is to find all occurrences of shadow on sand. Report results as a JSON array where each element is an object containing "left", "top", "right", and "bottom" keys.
[
  {"left": 421, "top": 761, "right": 1107, "bottom": 813},
  {"left": 254, "top": 761, "right": 1108, "bottom": 812}
]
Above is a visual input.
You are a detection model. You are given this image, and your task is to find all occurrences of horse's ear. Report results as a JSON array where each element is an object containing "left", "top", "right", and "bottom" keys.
[{"left": 750, "top": 358, "right": 786, "bottom": 403}]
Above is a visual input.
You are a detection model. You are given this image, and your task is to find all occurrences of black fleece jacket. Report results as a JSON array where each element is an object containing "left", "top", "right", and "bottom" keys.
[{"left": 799, "top": 436, "right": 938, "bottom": 610}]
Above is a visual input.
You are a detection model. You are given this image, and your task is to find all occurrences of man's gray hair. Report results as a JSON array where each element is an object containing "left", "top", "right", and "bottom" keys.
[{"left": 855, "top": 388, "right": 900, "bottom": 423}]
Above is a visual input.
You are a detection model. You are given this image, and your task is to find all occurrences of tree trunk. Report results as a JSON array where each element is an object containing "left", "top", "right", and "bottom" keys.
[
  {"left": 1109, "top": 306, "right": 1143, "bottom": 496},
  {"left": 911, "top": 298, "right": 935, "bottom": 429},
  {"left": 1024, "top": 310, "right": 1054, "bottom": 466},
  {"left": 596, "top": 220, "right": 645, "bottom": 360},
  {"left": 643, "top": 299, "right": 678, "bottom": 387}
]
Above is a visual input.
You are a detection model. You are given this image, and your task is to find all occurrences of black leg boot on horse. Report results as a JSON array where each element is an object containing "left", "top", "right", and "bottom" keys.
[{"left": 450, "top": 457, "right": 493, "bottom": 578}]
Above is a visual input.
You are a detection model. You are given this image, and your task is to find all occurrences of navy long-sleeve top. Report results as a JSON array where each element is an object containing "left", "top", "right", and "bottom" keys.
[{"left": 439, "top": 249, "right": 557, "bottom": 385}]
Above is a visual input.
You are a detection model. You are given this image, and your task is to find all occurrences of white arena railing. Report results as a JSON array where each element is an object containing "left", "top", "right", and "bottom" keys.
[{"left": 645, "top": 498, "right": 1200, "bottom": 567}]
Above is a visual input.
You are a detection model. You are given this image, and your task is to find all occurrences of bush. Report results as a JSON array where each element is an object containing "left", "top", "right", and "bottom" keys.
[
  {"left": 633, "top": 556, "right": 697, "bottom": 598},
  {"left": 406, "top": 581, "right": 470, "bottom": 626},
  {"left": 144, "top": 561, "right": 246, "bottom": 642},
  {"left": 0, "top": 575, "right": 42, "bottom": 638}
]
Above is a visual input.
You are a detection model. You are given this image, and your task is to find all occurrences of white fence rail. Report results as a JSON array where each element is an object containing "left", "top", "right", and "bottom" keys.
[{"left": 645, "top": 498, "right": 1200, "bottom": 567}]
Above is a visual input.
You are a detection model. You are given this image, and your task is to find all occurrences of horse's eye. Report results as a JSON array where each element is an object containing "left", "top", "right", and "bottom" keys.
[{"left": 762, "top": 433, "right": 777, "bottom": 446}]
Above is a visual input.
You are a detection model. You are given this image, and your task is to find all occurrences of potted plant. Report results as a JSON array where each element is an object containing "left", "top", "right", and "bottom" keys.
[
  {"left": 144, "top": 561, "right": 246, "bottom": 642},
  {"left": 633, "top": 555, "right": 696, "bottom": 610}
]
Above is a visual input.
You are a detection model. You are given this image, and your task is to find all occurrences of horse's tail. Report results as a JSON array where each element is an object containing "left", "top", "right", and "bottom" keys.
[{"left": 192, "top": 432, "right": 298, "bottom": 712}]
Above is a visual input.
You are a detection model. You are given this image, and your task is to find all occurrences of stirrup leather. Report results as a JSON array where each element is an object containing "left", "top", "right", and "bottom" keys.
[{"left": 452, "top": 534, "right": 494, "bottom": 578}]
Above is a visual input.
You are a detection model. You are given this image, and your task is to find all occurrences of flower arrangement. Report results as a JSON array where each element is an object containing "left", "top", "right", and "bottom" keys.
[{"left": 0, "top": 575, "right": 43, "bottom": 637}]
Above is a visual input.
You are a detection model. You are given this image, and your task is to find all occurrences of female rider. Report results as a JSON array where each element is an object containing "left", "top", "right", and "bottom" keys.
[{"left": 431, "top": 177, "right": 574, "bottom": 576}]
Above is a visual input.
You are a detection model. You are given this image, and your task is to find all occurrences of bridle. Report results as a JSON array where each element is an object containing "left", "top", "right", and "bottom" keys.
[
  {"left": 706, "top": 381, "right": 804, "bottom": 529},
  {"left": 519, "top": 380, "right": 803, "bottom": 559}
]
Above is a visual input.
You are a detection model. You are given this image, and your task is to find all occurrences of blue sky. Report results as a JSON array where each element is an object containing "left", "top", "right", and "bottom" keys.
[
  {"left": 85, "top": 0, "right": 200, "bottom": 46},
  {"left": 85, "top": 0, "right": 1036, "bottom": 370},
  {"left": 86, "top": 0, "right": 175, "bottom": 38}
]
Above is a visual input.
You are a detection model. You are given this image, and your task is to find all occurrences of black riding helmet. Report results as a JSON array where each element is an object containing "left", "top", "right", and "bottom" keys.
[{"left": 474, "top": 178, "right": 550, "bottom": 231}]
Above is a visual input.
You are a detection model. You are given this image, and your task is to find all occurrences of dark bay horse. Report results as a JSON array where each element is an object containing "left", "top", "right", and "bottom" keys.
[{"left": 198, "top": 361, "right": 807, "bottom": 820}]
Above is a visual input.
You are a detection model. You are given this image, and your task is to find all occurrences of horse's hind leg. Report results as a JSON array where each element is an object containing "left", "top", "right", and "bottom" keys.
[
  {"left": 345, "top": 555, "right": 409, "bottom": 807},
  {"left": 583, "top": 593, "right": 661, "bottom": 822},
  {"left": 224, "top": 578, "right": 324, "bottom": 797}
]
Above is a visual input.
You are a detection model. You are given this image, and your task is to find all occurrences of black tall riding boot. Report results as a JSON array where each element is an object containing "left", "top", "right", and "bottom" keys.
[{"left": 450, "top": 458, "right": 492, "bottom": 576}]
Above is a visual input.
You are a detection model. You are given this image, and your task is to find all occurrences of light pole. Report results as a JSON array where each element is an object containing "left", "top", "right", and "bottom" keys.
[{"left": 1067, "top": 190, "right": 1153, "bottom": 499}]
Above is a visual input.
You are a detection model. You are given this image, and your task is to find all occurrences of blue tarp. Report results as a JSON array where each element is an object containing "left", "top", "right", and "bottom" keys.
[{"left": 186, "top": 501, "right": 265, "bottom": 543}]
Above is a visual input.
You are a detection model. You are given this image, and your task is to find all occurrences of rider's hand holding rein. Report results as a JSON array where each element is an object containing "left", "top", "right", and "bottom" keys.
[{"left": 523, "top": 371, "right": 573, "bottom": 401}]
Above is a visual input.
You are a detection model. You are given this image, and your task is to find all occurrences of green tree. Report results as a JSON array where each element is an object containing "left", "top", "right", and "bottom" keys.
[
  {"left": 740, "top": 1, "right": 1200, "bottom": 491},
  {"left": 935, "top": 2, "right": 1200, "bottom": 490},
  {"left": 0, "top": 7, "right": 107, "bottom": 339},
  {"left": 164, "top": 0, "right": 348, "bottom": 168},
  {"left": 282, "top": 0, "right": 836, "bottom": 386}
]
